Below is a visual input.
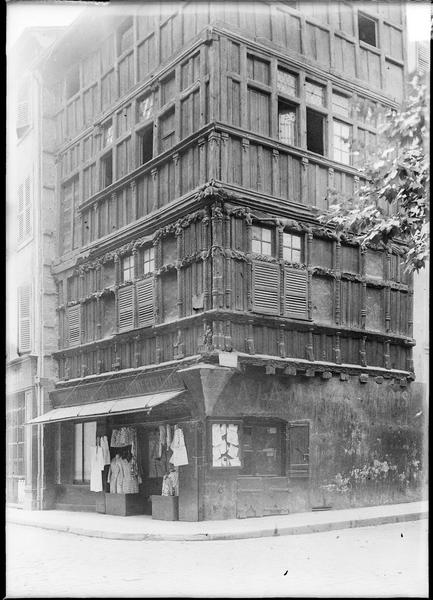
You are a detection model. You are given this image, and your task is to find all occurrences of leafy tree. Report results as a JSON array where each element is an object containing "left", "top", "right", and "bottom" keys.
[{"left": 320, "top": 77, "right": 429, "bottom": 272}]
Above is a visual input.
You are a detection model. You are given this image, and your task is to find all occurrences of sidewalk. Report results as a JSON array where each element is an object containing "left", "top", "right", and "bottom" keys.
[{"left": 6, "top": 500, "right": 427, "bottom": 542}]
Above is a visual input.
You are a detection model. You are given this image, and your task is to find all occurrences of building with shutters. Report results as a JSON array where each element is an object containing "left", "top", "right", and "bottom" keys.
[
  {"left": 6, "top": 26, "right": 65, "bottom": 508},
  {"left": 17, "top": 2, "right": 425, "bottom": 519}
]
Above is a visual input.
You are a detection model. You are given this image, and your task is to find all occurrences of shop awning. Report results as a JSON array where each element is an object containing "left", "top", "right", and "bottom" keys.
[{"left": 27, "top": 389, "right": 186, "bottom": 424}]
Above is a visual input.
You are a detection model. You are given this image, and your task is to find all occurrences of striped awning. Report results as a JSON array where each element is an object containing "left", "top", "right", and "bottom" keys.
[{"left": 27, "top": 389, "right": 185, "bottom": 424}]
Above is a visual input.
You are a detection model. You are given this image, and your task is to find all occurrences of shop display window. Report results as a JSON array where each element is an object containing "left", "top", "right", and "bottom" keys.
[{"left": 241, "top": 422, "right": 284, "bottom": 476}]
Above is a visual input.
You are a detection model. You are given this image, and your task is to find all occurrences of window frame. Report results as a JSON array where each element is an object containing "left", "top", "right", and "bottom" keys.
[
  {"left": 278, "top": 99, "right": 298, "bottom": 146},
  {"left": 122, "top": 254, "right": 135, "bottom": 282},
  {"left": 73, "top": 421, "right": 97, "bottom": 484},
  {"left": 358, "top": 12, "right": 378, "bottom": 48},
  {"left": 251, "top": 225, "right": 275, "bottom": 257},
  {"left": 240, "top": 419, "right": 286, "bottom": 477},
  {"left": 207, "top": 419, "right": 243, "bottom": 470},
  {"left": 282, "top": 231, "right": 303, "bottom": 263},
  {"left": 141, "top": 245, "right": 155, "bottom": 275}
]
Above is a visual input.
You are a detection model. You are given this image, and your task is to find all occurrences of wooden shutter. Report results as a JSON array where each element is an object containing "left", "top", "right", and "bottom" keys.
[
  {"left": 18, "top": 286, "right": 31, "bottom": 353},
  {"left": 24, "top": 177, "right": 31, "bottom": 238},
  {"left": 252, "top": 261, "right": 280, "bottom": 314},
  {"left": 16, "top": 100, "right": 30, "bottom": 133},
  {"left": 287, "top": 421, "right": 310, "bottom": 478},
  {"left": 68, "top": 305, "right": 81, "bottom": 347},
  {"left": 284, "top": 267, "right": 308, "bottom": 319},
  {"left": 136, "top": 278, "right": 154, "bottom": 327},
  {"left": 118, "top": 285, "right": 135, "bottom": 331},
  {"left": 17, "top": 184, "right": 24, "bottom": 242}
]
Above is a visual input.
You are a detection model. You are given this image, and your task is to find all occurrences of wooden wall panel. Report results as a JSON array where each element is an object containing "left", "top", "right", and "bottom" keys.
[
  {"left": 333, "top": 36, "right": 356, "bottom": 79},
  {"left": 365, "top": 287, "right": 384, "bottom": 332},
  {"left": 278, "top": 152, "right": 301, "bottom": 202},
  {"left": 311, "top": 277, "right": 334, "bottom": 324}
]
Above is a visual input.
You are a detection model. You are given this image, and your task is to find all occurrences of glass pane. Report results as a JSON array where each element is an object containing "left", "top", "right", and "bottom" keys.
[
  {"left": 283, "top": 246, "right": 292, "bottom": 261},
  {"left": 139, "top": 95, "right": 153, "bottom": 121},
  {"left": 262, "top": 228, "right": 271, "bottom": 242},
  {"left": 279, "top": 107, "right": 296, "bottom": 145},
  {"left": 83, "top": 421, "right": 96, "bottom": 481},
  {"left": 292, "top": 249, "right": 301, "bottom": 263},
  {"left": 253, "top": 425, "right": 280, "bottom": 475},
  {"left": 252, "top": 239, "right": 261, "bottom": 254},
  {"left": 262, "top": 241, "right": 272, "bottom": 256},
  {"left": 252, "top": 226, "right": 262, "bottom": 241},
  {"left": 74, "top": 424, "right": 83, "bottom": 481}
]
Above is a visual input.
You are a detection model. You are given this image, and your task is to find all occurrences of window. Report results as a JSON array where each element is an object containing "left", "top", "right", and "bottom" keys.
[
  {"left": 122, "top": 255, "right": 134, "bottom": 282},
  {"left": 66, "top": 65, "right": 80, "bottom": 99},
  {"left": 252, "top": 226, "right": 273, "bottom": 256},
  {"left": 211, "top": 423, "right": 241, "bottom": 467},
  {"left": 118, "top": 19, "right": 133, "bottom": 54},
  {"left": 283, "top": 232, "right": 302, "bottom": 263},
  {"left": 277, "top": 68, "right": 298, "bottom": 96},
  {"left": 142, "top": 246, "right": 155, "bottom": 274},
  {"left": 305, "top": 81, "right": 326, "bottom": 106},
  {"left": 17, "top": 285, "right": 31, "bottom": 353},
  {"left": 139, "top": 124, "right": 154, "bottom": 164},
  {"left": 333, "top": 120, "right": 352, "bottom": 165},
  {"left": 306, "top": 108, "right": 325, "bottom": 155},
  {"left": 102, "top": 121, "right": 113, "bottom": 147},
  {"left": 247, "top": 54, "right": 270, "bottom": 85},
  {"left": 17, "top": 177, "right": 31, "bottom": 243},
  {"left": 74, "top": 421, "right": 96, "bottom": 483},
  {"left": 101, "top": 152, "right": 113, "bottom": 188},
  {"left": 242, "top": 422, "right": 284, "bottom": 476},
  {"left": 6, "top": 394, "right": 26, "bottom": 481},
  {"left": 161, "top": 72, "right": 176, "bottom": 106},
  {"left": 332, "top": 91, "right": 351, "bottom": 118},
  {"left": 159, "top": 108, "right": 175, "bottom": 152},
  {"left": 67, "top": 304, "right": 81, "bottom": 347},
  {"left": 16, "top": 81, "right": 30, "bottom": 137},
  {"left": 278, "top": 101, "right": 297, "bottom": 145},
  {"left": 358, "top": 13, "right": 377, "bottom": 47},
  {"left": 138, "top": 94, "right": 154, "bottom": 122}
]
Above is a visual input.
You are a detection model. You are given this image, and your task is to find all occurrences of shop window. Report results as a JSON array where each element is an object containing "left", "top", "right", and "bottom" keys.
[
  {"left": 305, "top": 80, "right": 326, "bottom": 107},
  {"left": 138, "top": 94, "right": 154, "bottom": 122},
  {"left": 283, "top": 232, "right": 302, "bottom": 263},
  {"left": 211, "top": 423, "right": 241, "bottom": 467},
  {"left": 278, "top": 101, "right": 297, "bottom": 146},
  {"left": 242, "top": 422, "right": 284, "bottom": 476},
  {"left": 65, "top": 65, "right": 80, "bottom": 99},
  {"left": 333, "top": 120, "right": 352, "bottom": 165},
  {"left": 141, "top": 246, "right": 155, "bottom": 274},
  {"left": 306, "top": 109, "right": 325, "bottom": 155},
  {"left": 101, "top": 152, "right": 113, "bottom": 188},
  {"left": 277, "top": 68, "right": 298, "bottom": 97},
  {"left": 252, "top": 225, "right": 274, "bottom": 256},
  {"left": 122, "top": 255, "right": 134, "bottom": 282},
  {"left": 139, "top": 124, "right": 154, "bottom": 164},
  {"left": 358, "top": 13, "right": 377, "bottom": 47},
  {"left": 74, "top": 421, "right": 96, "bottom": 483},
  {"left": 332, "top": 91, "right": 351, "bottom": 118}
]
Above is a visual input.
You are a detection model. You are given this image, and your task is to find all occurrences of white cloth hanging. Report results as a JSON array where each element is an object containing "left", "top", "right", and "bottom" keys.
[
  {"left": 170, "top": 427, "right": 188, "bottom": 466},
  {"left": 100, "top": 435, "right": 111, "bottom": 465},
  {"left": 90, "top": 445, "right": 105, "bottom": 492}
]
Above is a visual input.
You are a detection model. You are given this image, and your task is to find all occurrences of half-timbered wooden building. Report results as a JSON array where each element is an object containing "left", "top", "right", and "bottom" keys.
[{"left": 30, "top": 2, "right": 423, "bottom": 519}]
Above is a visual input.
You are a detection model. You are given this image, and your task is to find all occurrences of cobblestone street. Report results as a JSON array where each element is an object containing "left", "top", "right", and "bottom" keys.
[{"left": 6, "top": 519, "right": 428, "bottom": 597}]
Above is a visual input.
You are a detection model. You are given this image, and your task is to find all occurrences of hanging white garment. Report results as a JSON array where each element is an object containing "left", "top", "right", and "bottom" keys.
[
  {"left": 170, "top": 427, "right": 189, "bottom": 466},
  {"left": 100, "top": 435, "right": 111, "bottom": 465},
  {"left": 90, "top": 445, "right": 105, "bottom": 492}
]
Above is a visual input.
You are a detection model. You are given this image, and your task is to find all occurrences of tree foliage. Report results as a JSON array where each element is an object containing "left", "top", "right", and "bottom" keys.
[{"left": 320, "top": 78, "right": 429, "bottom": 272}]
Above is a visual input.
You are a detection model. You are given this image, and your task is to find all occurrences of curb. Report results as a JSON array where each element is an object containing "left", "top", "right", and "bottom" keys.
[{"left": 7, "top": 510, "right": 428, "bottom": 542}]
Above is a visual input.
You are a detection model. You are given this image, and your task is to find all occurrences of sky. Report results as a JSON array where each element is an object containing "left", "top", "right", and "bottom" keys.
[{"left": 6, "top": 0, "right": 432, "bottom": 49}]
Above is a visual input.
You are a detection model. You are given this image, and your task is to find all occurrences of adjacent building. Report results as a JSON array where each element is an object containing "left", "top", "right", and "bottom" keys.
[{"left": 9, "top": 2, "right": 425, "bottom": 519}]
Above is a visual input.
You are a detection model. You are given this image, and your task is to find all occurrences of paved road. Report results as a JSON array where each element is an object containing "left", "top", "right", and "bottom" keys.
[{"left": 6, "top": 520, "right": 428, "bottom": 598}]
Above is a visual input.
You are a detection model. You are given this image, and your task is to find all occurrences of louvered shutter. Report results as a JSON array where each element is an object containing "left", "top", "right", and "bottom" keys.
[
  {"left": 118, "top": 285, "right": 135, "bottom": 331},
  {"left": 17, "top": 184, "right": 24, "bottom": 242},
  {"left": 18, "top": 286, "right": 31, "bottom": 353},
  {"left": 252, "top": 261, "right": 280, "bottom": 314},
  {"left": 287, "top": 422, "right": 310, "bottom": 478},
  {"left": 136, "top": 278, "right": 154, "bottom": 327},
  {"left": 16, "top": 100, "right": 30, "bottom": 132},
  {"left": 68, "top": 305, "right": 81, "bottom": 347},
  {"left": 284, "top": 267, "right": 308, "bottom": 319},
  {"left": 24, "top": 177, "right": 31, "bottom": 237}
]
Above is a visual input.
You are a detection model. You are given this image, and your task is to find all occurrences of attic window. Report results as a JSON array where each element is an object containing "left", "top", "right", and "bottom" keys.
[{"left": 358, "top": 13, "right": 377, "bottom": 47}]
